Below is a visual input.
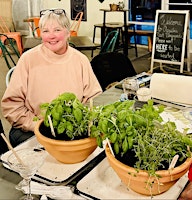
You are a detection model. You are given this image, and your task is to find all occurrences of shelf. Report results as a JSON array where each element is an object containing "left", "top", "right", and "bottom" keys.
[
  {"left": 168, "top": 3, "right": 192, "bottom": 6},
  {"left": 99, "top": 9, "right": 129, "bottom": 12}
]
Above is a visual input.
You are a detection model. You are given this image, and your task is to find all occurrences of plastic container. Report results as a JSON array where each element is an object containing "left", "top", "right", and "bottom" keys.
[{"left": 136, "top": 88, "right": 151, "bottom": 102}]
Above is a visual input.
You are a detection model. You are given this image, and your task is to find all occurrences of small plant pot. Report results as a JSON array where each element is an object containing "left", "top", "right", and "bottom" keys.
[
  {"left": 105, "top": 144, "right": 192, "bottom": 196},
  {"left": 34, "top": 119, "right": 97, "bottom": 164},
  {"left": 109, "top": 4, "right": 119, "bottom": 11}
]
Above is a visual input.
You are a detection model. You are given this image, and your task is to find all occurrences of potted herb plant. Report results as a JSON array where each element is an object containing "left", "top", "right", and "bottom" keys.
[
  {"left": 90, "top": 100, "right": 192, "bottom": 196},
  {"left": 34, "top": 92, "right": 192, "bottom": 195},
  {"left": 34, "top": 92, "right": 97, "bottom": 164}
]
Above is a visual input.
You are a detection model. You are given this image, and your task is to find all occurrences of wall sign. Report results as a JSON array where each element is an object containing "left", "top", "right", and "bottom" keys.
[
  {"left": 70, "top": 0, "right": 87, "bottom": 21},
  {"left": 150, "top": 10, "right": 190, "bottom": 73}
]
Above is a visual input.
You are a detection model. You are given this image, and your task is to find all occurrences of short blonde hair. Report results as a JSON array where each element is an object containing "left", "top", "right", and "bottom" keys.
[{"left": 39, "top": 10, "right": 70, "bottom": 31}]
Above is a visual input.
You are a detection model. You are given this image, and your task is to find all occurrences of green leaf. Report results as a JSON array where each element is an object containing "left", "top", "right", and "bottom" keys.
[
  {"left": 58, "top": 92, "right": 76, "bottom": 102},
  {"left": 114, "top": 141, "right": 119, "bottom": 154},
  {"left": 66, "top": 121, "right": 73, "bottom": 132},
  {"left": 73, "top": 108, "right": 83, "bottom": 122},
  {"left": 128, "top": 136, "right": 133, "bottom": 149},
  {"left": 51, "top": 104, "right": 63, "bottom": 121},
  {"left": 117, "top": 110, "right": 127, "bottom": 121},
  {"left": 101, "top": 104, "right": 115, "bottom": 116},
  {"left": 96, "top": 136, "right": 103, "bottom": 148},
  {"left": 110, "top": 131, "right": 117, "bottom": 143},
  {"left": 98, "top": 118, "right": 108, "bottom": 133},
  {"left": 72, "top": 98, "right": 83, "bottom": 109},
  {"left": 90, "top": 125, "right": 100, "bottom": 137},
  {"left": 57, "top": 122, "right": 66, "bottom": 134},
  {"left": 122, "top": 137, "right": 129, "bottom": 153}
]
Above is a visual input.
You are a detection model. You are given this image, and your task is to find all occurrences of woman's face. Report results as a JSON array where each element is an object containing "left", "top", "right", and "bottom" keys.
[{"left": 41, "top": 20, "right": 70, "bottom": 55}]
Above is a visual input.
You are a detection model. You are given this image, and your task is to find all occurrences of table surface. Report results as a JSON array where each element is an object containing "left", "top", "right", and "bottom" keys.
[
  {"left": 0, "top": 85, "right": 190, "bottom": 199},
  {"left": 23, "top": 35, "right": 98, "bottom": 51},
  {"left": 69, "top": 36, "right": 99, "bottom": 50}
]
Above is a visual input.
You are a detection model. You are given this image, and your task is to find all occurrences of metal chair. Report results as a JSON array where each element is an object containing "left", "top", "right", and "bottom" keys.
[
  {"left": 100, "top": 30, "right": 119, "bottom": 54},
  {"left": 91, "top": 24, "right": 123, "bottom": 57},
  {"left": 0, "top": 34, "right": 20, "bottom": 69},
  {"left": 6, "top": 66, "right": 15, "bottom": 86},
  {"left": 25, "top": 17, "right": 41, "bottom": 38},
  {"left": 126, "top": 24, "right": 138, "bottom": 57},
  {"left": 70, "top": 12, "right": 83, "bottom": 37},
  {"left": 0, "top": 16, "right": 23, "bottom": 55}
]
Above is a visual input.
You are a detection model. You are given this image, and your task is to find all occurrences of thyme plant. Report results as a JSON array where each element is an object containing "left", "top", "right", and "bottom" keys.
[{"left": 91, "top": 99, "right": 192, "bottom": 174}]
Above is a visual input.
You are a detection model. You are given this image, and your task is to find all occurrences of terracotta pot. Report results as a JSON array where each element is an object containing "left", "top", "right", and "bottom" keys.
[
  {"left": 109, "top": 4, "right": 119, "bottom": 11},
  {"left": 105, "top": 145, "right": 192, "bottom": 196},
  {"left": 34, "top": 119, "right": 97, "bottom": 164}
]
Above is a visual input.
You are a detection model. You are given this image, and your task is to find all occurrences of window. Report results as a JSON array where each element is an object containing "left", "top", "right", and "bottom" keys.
[
  {"left": 129, "top": 0, "right": 161, "bottom": 21},
  {"left": 168, "top": 0, "right": 192, "bottom": 38},
  {"left": 128, "top": 0, "right": 161, "bottom": 45},
  {"left": 169, "top": 0, "right": 192, "bottom": 19}
]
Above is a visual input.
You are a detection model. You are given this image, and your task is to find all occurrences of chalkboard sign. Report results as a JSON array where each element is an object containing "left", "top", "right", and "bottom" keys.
[{"left": 150, "top": 10, "right": 190, "bottom": 73}]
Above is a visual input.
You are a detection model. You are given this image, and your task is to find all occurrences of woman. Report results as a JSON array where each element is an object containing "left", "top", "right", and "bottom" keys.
[{"left": 1, "top": 9, "right": 102, "bottom": 147}]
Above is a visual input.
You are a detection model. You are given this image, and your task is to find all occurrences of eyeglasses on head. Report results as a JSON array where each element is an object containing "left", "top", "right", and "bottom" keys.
[{"left": 40, "top": 9, "right": 66, "bottom": 17}]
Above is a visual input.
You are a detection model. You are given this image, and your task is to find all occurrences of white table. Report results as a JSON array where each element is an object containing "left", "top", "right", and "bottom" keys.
[{"left": 0, "top": 85, "right": 191, "bottom": 199}]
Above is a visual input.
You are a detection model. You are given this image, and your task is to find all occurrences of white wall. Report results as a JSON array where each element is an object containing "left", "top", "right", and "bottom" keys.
[
  {"left": 13, "top": 0, "right": 128, "bottom": 40},
  {"left": 13, "top": 0, "right": 167, "bottom": 40},
  {"left": 41, "top": 0, "right": 127, "bottom": 39},
  {"left": 13, "top": 0, "right": 43, "bottom": 32}
]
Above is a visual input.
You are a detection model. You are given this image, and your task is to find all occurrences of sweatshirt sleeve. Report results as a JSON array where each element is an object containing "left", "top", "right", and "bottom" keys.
[
  {"left": 1, "top": 56, "right": 37, "bottom": 132},
  {"left": 1, "top": 46, "right": 102, "bottom": 131}
]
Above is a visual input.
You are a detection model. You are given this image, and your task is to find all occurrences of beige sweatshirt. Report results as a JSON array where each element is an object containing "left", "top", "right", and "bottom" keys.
[{"left": 1, "top": 44, "right": 102, "bottom": 132}]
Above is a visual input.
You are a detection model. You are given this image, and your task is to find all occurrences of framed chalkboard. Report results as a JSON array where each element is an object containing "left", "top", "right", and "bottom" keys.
[
  {"left": 71, "top": 0, "right": 87, "bottom": 21},
  {"left": 150, "top": 10, "right": 190, "bottom": 73}
]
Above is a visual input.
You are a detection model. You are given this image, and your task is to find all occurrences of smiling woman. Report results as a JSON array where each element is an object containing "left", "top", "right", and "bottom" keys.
[
  {"left": 1, "top": 9, "right": 102, "bottom": 148},
  {"left": 39, "top": 9, "right": 70, "bottom": 54}
]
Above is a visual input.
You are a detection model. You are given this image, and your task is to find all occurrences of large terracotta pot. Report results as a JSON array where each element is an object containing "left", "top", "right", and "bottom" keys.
[
  {"left": 34, "top": 120, "right": 97, "bottom": 164},
  {"left": 105, "top": 144, "right": 192, "bottom": 196}
]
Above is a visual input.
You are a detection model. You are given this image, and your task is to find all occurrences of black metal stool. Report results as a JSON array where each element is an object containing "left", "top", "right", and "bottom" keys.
[{"left": 125, "top": 24, "right": 138, "bottom": 57}]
